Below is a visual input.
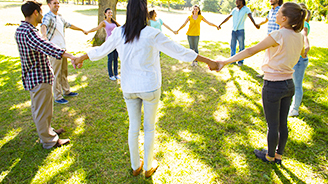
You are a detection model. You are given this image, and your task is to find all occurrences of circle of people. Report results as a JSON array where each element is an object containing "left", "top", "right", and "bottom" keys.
[{"left": 15, "top": 0, "right": 311, "bottom": 178}]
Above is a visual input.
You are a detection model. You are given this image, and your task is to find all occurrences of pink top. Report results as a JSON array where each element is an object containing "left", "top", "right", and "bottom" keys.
[
  {"left": 104, "top": 20, "right": 117, "bottom": 39},
  {"left": 262, "top": 28, "right": 304, "bottom": 81}
]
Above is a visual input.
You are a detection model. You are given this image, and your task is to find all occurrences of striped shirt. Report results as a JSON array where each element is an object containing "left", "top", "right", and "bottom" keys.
[
  {"left": 267, "top": 6, "right": 280, "bottom": 34},
  {"left": 15, "top": 21, "right": 65, "bottom": 91}
]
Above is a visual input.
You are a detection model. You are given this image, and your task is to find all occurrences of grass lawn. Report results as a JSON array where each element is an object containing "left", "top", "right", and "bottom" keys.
[{"left": 1, "top": 2, "right": 328, "bottom": 184}]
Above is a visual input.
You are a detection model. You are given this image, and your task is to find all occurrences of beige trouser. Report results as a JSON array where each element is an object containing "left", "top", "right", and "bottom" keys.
[
  {"left": 50, "top": 56, "right": 71, "bottom": 100},
  {"left": 30, "top": 83, "right": 58, "bottom": 149}
]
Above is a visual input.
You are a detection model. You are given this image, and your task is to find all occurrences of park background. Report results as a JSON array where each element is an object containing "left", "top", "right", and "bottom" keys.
[{"left": 0, "top": 0, "right": 327, "bottom": 183}]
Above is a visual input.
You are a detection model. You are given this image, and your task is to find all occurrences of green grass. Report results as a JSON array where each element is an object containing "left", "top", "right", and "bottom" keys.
[{"left": 0, "top": 40, "right": 327, "bottom": 183}]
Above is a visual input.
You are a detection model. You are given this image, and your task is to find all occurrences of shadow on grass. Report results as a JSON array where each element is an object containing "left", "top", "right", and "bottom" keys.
[{"left": 0, "top": 42, "right": 327, "bottom": 183}]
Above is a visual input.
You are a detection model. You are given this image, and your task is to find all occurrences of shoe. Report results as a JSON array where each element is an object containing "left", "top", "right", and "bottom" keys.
[
  {"left": 191, "top": 62, "right": 195, "bottom": 66},
  {"left": 260, "top": 149, "right": 282, "bottom": 165},
  {"left": 289, "top": 109, "right": 299, "bottom": 116},
  {"left": 132, "top": 159, "right": 143, "bottom": 176},
  {"left": 54, "top": 128, "right": 65, "bottom": 135},
  {"left": 109, "top": 76, "right": 116, "bottom": 81},
  {"left": 55, "top": 98, "right": 68, "bottom": 104},
  {"left": 145, "top": 160, "right": 159, "bottom": 178},
  {"left": 238, "top": 63, "right": 243, "bottom": 66},
  {"left": 54, "top": 139, "right": 70, "bottom": 148},
  {"left": 256, "top": 74, "right": 264, "bottom": 78},
  {"left": 64, "top": 92, "right": 79, "bottom": 97},
  {"left": 254, "top": 149, "right": 274, "bottom": 163},
  {"left": 115, "top": 75, "right": 121, "bottom": 79}
]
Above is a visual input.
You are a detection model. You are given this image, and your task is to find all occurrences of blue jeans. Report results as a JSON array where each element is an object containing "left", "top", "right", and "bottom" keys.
[
  {"left": 290, "top": 57, "right": 309, "bottom": 111},
  {"left": 231, "top": 29, "right": 245, "bottom": 64},
  {"left": 262, "top": 79, "right": 294, "bottom": 157},
  {"left": 187, "top": 35, "right": 199, "bottom": 54},
  {"left": 123, "top": 88, "right": 161, "bottom": 171},
  {"left": 107, "top": 49, "right": 118, "bottom": 77}
]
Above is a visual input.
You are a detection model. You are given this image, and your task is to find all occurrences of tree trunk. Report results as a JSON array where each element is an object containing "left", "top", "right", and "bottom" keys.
[
  {"left": 168, "top": 1, "right": 170, "bottom": 11},
  {"left": 93, "top": 0, "right": 118, "bottom": 46}
]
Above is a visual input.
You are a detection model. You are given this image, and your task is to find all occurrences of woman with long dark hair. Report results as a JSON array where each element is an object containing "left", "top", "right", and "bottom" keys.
[
  {"left": 87, "top": 8, "right": 121, "bottom": 80},
  {"left": 74, "top": 0, "right": 218, "bottom": 177}
]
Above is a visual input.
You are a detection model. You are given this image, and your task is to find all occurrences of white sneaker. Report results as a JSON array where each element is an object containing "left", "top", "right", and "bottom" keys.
[
  {"left": 115, "top": 75, "right": 121, "bottom": 79},
  {"left": 109, "top": 76, "right": 116, "bottom": 81},
  {"left": 289, "top": 109, "right": 299, "bottom": 116}
]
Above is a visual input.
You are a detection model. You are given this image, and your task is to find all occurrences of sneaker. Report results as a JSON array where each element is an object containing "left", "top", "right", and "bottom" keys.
[
  {"left": 109, "top": 76, "right": 116, "bottom": 81},
  {"left": 115, "top": 75, "right": 121, "bottom": 79},
  {"left": 55, "top": 98, "right": 68, "bottom": 104},
  {"left": 238, "top": 63, "right": 243, "bottom": 66},
  {"left": 191, "top": 62, "right": 195, "bottom": 66},
  {"left": 254, "top": 149, "right": 274, "bottom": 163},
  {"left": 289, "top": 109, "right": 299, "bottom": 116},
  {"left": 256, "top": 74, "right": 264, "bottom": 78},
  {"left": 64, "top": 92, "right": 78, "bottom": 97}
]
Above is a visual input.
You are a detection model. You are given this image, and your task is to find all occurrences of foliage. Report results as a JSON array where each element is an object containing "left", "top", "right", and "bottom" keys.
[
  {"left": 202, "top": 0, "right": 219, "bottom": 12},
  {"left": 218, "top": 0, "right": 235, "bottom": 14}
]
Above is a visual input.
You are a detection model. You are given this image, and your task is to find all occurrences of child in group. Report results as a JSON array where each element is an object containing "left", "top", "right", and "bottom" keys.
[
  {"left": 289, "top": 3, "right": 311, "bottom": 116},
  {"left": 87, "top": 8, "right": 121, "bottom": 81},
  {"left": 217, "top": 2, "right": 306, "bottom": 164},
  {"left": 175, "top": 5, "right": 219, "bottom": 66}
]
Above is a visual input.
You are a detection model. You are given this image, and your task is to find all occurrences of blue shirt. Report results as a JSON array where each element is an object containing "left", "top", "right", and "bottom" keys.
[
  {"left": 231, "top": 6, "right": 251, "bottom": 31},
  {"left": 149, "top": 19, "right": 163, "bottom": 31},
  {"left": 267, "top": 6, "right": 280, "bottom": 34}
]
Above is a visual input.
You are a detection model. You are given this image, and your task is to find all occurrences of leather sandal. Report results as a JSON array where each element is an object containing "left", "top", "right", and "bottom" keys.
[
  {"left": 132, "top": 159, "right": 143, "bottom": 176},
  {"left": 54, "top": 128, "right": 66, "bottom": 135},
  {"left": 54, "top": 139, "right": 70, "bottom": 148},
  {"left": 145, "top": 160, "right": 159, "bottom": 178}
]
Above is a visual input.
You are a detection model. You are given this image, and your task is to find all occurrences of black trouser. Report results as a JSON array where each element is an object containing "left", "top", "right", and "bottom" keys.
[{"left": 262, "top": 79, "right": 294, "bottom": 157}]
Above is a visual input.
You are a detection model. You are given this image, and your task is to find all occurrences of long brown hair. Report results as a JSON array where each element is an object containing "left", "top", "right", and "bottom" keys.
[
  {"left": 104, "top": 8, "right": 120, "bottom": 27},
  {"left": 281, "top": 2, "right": 306, "bottom": 32},
  {"left": 192, "top": 5, "right": 201, "bottom": 15}
]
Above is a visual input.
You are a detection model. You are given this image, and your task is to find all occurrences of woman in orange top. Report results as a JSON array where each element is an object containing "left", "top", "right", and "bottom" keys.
[{"left": 176, "top": 5, "right": 219, "bottom": 66}]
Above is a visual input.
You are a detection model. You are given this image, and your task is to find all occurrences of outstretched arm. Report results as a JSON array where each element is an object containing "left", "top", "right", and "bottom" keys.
[
  {"left": 176, "top": 18, "right": 190, "bottom": 34},
  {"left": 163, "top": 22, "right": 175, "bottom": 33},
  {"left": 70, "top": 24, "right": 88, "bottom": 35},
  {"left": 217, "top": 35, "right": 278, "bottom": 71},
  {"left": 258, "top": 17, "right": 268, "bottom": 27},
  {"left": 218, "top": 15, "right": 232, "bottom": 29},
  {"left": 87, "top": 21, "right": 106, "bottom": 34},
  {"left": 40, "top": 25, "right": 48, "bottom": 40},
  {"left": 248, "top": 13, "right": 260, "bottom": 29},
  {"left": 202, "top": 17, "right": 219, "bottom": 29}
]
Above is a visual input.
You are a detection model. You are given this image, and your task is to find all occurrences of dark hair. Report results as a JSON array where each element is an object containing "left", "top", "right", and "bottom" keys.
[
  {"left": 241, "top": 0, "right": 246, "bottom": 6},
  {"left": 149, "top": 10, "right": 155, "bottom": 19},
  {"left": 192, "top": 5, "right": 201, "bottom": 15},
  {"left": 21, "top": 1, "right": 42, "bottom": 18},
  {"left": 104, "top": 8, "right": 120, "bottom": 27},
  {"left": 278, "top": 0, "right": 283, "bottom": 6},
  {"left": 47, "top": 0, "right": 54, "bottom": 4},
  {"left": 281, "top": 2, "right": 306, "bottom": 32},
  {"left": 123, "top": 0, "right": 148, "bottom": 44},
  {"left": 299, "top": 3, "right": 311, "bottom": 22}
]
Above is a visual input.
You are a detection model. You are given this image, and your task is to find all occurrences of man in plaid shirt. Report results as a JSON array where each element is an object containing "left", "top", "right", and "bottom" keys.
[
  {"left": 257, "top": 0, "right": 283, "bottom": 78},
  {"left": 15, "top": 1, "right": 76, "bottom": 149},
  {"left": 41, "top": 0, "right": 87, "bottom": 104}
]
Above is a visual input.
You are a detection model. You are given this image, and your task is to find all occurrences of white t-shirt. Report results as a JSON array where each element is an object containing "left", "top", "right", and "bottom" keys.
[
  {"left": 88, "top": 26, "right": 198, "bottom": 93},
  {"left": 50, "top": 17, "right": 66, "bottom": 49}
]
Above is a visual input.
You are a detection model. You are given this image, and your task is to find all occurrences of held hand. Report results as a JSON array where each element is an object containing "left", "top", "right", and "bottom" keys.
[
  {"left": 70, "top": 56, "right": 77, "bottom": 69},
  {"left": 303, "top": 47, "right": 310, "bottom": 58},
  {"left": 82, "top": 30, "right": 88, "bottom": 35},
  {"left": 255, "top": 24, "right": 260, "bottom": 29},
  {"left": 217, "top": 25, "right": 221, "bottom": 30},
  {"left": 74, "top": 56, "right": 84, "bottom": 68},
  {"left": 207, "top": 60, "right": 220, "bottom": 71},
  {"left": 216, "top": 61, "right": 226, "bottom": 72},
  {"left": 174, "top": 30, "right": 178, "bottom": 34}
]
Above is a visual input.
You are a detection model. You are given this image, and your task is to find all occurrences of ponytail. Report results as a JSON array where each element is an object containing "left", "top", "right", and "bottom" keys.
[{"left": 281, "top": 2, "right": 306, "bottom": 32}]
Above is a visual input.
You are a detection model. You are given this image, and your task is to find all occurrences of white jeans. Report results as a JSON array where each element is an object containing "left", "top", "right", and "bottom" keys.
[{"left": 123, "top": 88, "right": 161, "bottom": 171}]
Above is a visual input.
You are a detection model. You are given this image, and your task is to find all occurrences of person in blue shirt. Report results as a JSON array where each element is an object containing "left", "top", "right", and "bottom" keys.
[
  {"left": 218, "top": 0, "right": 259, "bottom": 66},
  {"left": 148, "top": 10, "right": 175, "bottom": 33}
]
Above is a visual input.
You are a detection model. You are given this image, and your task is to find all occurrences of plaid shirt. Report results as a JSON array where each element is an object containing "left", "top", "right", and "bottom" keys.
[
  {"left": 267, "top": 6, "right": 280, "bottom": 34},
  {"left": 41, "top": 11, "right": 71, "bottom": 40},
  {"left": 15, "top": 21, "right": 65, "bottom": 91}
]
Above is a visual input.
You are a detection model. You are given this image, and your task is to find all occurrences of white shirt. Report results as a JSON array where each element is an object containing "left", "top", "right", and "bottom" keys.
[
  {"left": 50, "top": 17, "right": 66, "bottom": 49},
  {"left": 88, "top": 26, "right": 197, "bottom": 93}
]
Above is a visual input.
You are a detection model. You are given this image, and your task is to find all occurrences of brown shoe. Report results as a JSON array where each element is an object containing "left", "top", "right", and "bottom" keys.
[
  {"left": 54, "top": 139, "right": 70, "bottom": 148},
  {"left": 132, "top": 159, "right": 143, "bottom": 176},
  {"left": 145, "top": 160, "right": 159, "bottom": 178},
  {"left": 54, "top": 128, "right": 66, "bottom": 135}
]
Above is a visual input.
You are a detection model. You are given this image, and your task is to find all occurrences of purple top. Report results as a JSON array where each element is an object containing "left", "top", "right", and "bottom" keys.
[{"left": 104, "top": 20, "right": 117, "bottom": 39}]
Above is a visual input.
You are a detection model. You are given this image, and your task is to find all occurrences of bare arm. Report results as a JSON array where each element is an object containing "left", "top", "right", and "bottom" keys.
[
  {"left": 302, "top": 27, "right": 310, "bottom": 57},
  {"left": 248, "top": 13, "right": 260, "bottom": 29},
  {"left": 202, "top": 17, "right": 218, "bottom": 28},
  {"left": 195, "top": 55, "right": 218, "bottom": 70},
  {"left": 70, "top": 24, "right": 88, "bottom": 35},
  {"left": 40, "top": 25, "right": 48, "bottom": 40},
  {"left": 87, "top": 21, "right": 106, "bottom": 34},
  {"left": 62, "top": 51, "right": 77, "bottom": 69},
  {"left": 217, "top": 35, "right": 278, "bottom": 71},
  {"left": 162, "top": 22, "right": 175, "bottom": 33},
  {"left": 176, "top": 18, "right": 190, "bottom": 33},
  {"left": 218, "top": 15, "right": 232, "bottom": 29},
  {"left": 258, "top": 17, "right": 268, "bottom": 27}
]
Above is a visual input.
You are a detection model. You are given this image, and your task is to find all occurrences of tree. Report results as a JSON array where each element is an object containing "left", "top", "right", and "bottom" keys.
[
  {"left": 160, "top": 0, "right": 185, "bottom": 11},
  {"left": 203, "top": 0, "right": 219, "bottom": 12},
  {"left": 93, "top": 0, "right": 118, "bottom": 46}
]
